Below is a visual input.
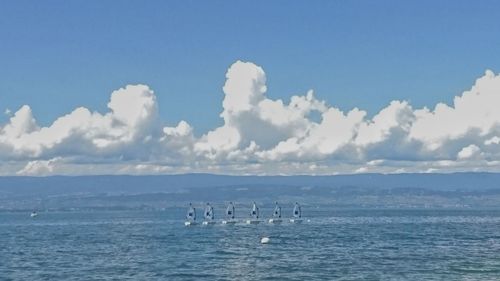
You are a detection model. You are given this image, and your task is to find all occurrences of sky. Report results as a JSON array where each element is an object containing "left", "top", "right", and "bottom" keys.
[{"left": 1, "top": 1, "right": 500, "bottom": 175}]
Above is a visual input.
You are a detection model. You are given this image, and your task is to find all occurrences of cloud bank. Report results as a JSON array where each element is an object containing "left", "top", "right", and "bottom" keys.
[{"left": 2, "top": 61, "right": 500, "bottom": 175}]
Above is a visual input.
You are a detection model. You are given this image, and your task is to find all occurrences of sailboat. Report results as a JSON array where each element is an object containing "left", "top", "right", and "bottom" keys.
[
  {"left": 184, "top": 203, "right": 197, "bottom": 226},
  {"left": 222, "top": 202, "right": 237, "bottom": 225},
  {"left": 202, "top": 203, "right": 216, "bottom": 225},
  {"left": 290, "top": 202, "right": 303, "bottom": 223},
  {"left": 246, "top": 202, "right": 261, "bottom": 224},
  {"left": 268, "top": 202, "right": 283, "bottom": 224}
]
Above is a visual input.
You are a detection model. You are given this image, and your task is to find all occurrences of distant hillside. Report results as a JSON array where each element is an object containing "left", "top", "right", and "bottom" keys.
[
  {"left": 1, "top": 172, "right": 499, "bottom": 195},
  {"left": 1, "top": 173, "right": 500, "bottom": 210}
]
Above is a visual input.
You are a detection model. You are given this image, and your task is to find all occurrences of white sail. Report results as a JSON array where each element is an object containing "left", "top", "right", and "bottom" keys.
[
  {"left": 290, "top": 202, "right": 303, "bottom": 223},
  {"left": 186, "top": 203, "right": 196, "bottom": 221},
  {"left": 293, "top": 202, "right": 301, "bottom": 218},
  {"left": 226, "top": 202, "right": 235, "bottom": 219},
  {"left": 269, "top": 202, "right": 283, "bottom": 224},
  {"left": 246, "top": 202, "right": 261, "bottom": 224},
  {"left": 222, "top": 202, "right": 237, "bottom": 224},
  {"left": 204, "top": 203, "right": 214, "bottom": 220},
  {"left": 273, "top": 202, "right": 281, "bottom": 218},
  {"left": 202, "top": 203, "right": 216, "bottom": 225},
  {"left": 251, "top": 202, "right": 259, "bottom": 219}
]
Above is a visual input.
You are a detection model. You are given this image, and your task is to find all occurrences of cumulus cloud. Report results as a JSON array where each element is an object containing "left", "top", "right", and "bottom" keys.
[
  {"left": 2, "top": 61, "right": 500, "bottom": 175},
  {"left": 17, "top": 157, "right": 62, "bottom": 176},
  {"left": 0, "top": 85, "right": 159, "bottom": 159},
  {"left": 457, "top": 144, "right": 482, "bottom": 160},
  {"left": 485, "top": 136, "right": 500, "bottom": 145},
  {"left": 2, "top": 105, "right": 38, "bottom": 139}
]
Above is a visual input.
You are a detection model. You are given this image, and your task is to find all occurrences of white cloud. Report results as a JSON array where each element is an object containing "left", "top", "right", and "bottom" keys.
[
  {"left": 355, "top": 101, "right": 414, "bottom": 146},
  {"left": 1, "top": 85, "right": 159, "bottom": 159},
  {"left": 355, "top": 167, "right": 368, "bottom": 174},
  {"left": 17, "top": 157, "right": 62, "bottom": 176},
  {"left": 457, "top": 144, "right": 482, "bottom": 160},
  {"left": 1, "top": 105, "right": 38, "bottom": 139},
  {"left": 409, "top": 70, "right": 500, "bottom": 148},
  {"left": 485, "top": 136, "right": 500, "bottom": 145},
  {"left": 221, "top": 60, "right": 267, "bottom": 117},
  {"left": 2, "top": 61, "right": 500, "bottom": 175}
]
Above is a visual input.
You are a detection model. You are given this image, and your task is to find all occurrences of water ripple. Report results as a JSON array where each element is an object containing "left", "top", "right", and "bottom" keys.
[{"left": 1, "top": 209, "right": 500, "bottom": 280}]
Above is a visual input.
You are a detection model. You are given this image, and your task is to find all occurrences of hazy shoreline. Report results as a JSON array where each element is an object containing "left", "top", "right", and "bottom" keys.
[{"left": 2, "top": 173, "right": 500, "bottom": 211}]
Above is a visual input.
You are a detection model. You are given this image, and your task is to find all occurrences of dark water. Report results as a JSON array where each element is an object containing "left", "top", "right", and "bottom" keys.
[{"left": 2, "top": 208, "right": 500, "bottom": 280}]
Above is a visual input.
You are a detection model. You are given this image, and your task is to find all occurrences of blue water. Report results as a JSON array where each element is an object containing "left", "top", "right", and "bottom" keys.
[{"left": 2, "top": 208, "right": 500, "bottom": 280}]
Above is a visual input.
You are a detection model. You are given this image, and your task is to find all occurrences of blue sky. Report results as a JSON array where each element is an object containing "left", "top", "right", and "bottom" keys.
[
  {"left": 2, "top": 1, "right": 499, "bottom": 134},
  {"left": 2, "top": 1, "right": 500, "bottom": 175}
]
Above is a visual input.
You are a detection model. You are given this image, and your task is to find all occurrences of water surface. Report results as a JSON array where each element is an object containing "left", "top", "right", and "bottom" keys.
[{"left": 1, "top": 208, "right": 500, "bottom": 280}]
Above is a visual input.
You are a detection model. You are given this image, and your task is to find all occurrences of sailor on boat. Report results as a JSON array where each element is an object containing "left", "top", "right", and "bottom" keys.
[
  {"left": 246, "top": 202, "right": 261, "bottom": 224},
  {"left": 222, "top": 202, "right": 237, "bottom": 224},
  {"left": 202, "top": 202, "right": 216, "bottom": 225},
  {"left": 290, "top": 202, "right": 303, "bottom": 223},
  {"left": 184, "top": 203, "right": 197, "bottom": 226},
  {"left": 30, "top": 210, "right": 38, "bottom": 218},
  {"left": 268, "top": 201, "right": 283, "bottom": 224}
]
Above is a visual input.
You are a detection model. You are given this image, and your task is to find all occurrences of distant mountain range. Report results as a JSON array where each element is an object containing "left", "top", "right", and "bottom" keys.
[{"left": 1, "top": 173, "right": 500, "bottom": 210}]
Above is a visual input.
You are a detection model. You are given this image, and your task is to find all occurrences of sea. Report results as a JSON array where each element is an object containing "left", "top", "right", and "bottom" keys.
[{"left": 1, "top": 207, "right": 500, "bottom": 280}]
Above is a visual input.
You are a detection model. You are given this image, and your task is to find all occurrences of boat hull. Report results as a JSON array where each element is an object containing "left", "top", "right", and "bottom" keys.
[
  {"left": 268, "top": 218, "right": 283, "bottom": 224},
  {"left": 290, "top": 218, "right": 303, "bottom": 223},
  {"left": 184, "top": 221, "right": 197, "bottom": 226},
  {"left": 222, "top": 220, "right": 237, "bottom": 225},
  {"left": 202, "top": 221, "right": 217, "bottom": 225},
  {"left": 246, "top": 219, "right": 261, "bottom": 224}
]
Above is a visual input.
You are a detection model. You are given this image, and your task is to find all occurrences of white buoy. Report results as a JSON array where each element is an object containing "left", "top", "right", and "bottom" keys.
[{"left": 260, "top": 237, "right": 270, "bottom": 244}]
